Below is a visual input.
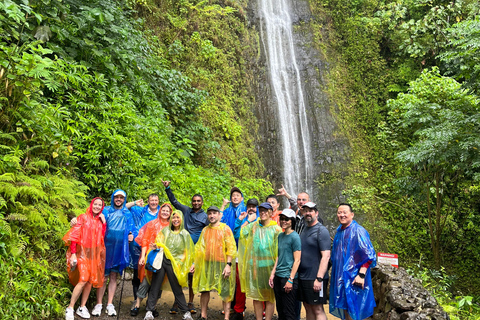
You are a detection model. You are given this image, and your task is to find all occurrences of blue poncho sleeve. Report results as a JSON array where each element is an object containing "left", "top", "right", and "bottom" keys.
[{"left": 329, "top": 221, "right": 376, "bottom": 320}]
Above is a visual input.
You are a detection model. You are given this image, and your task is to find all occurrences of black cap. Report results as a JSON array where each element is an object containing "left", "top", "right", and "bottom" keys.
[
  {"left": 230, "top": 187, "right": 242, "bottom": 197},
  {"left": 207, "top": 205, "right": 221, "bottom": 212},
  {"left": 246, "top": 198, "right": 259, "bottom": 206}
]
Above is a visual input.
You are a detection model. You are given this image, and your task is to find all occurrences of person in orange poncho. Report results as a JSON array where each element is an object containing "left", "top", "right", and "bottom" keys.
[
  {"left": 63, "top": 197, "right": 106, "bottom": 320},
  {"left": 266, "top": 194, "right": 282, "bottom": 226},
  {"left": 130, "top": 203, "right": 172, "bottom": 315}
]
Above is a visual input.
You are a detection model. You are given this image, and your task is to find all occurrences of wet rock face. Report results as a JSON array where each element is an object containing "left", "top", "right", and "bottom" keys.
[{"left": 371, "top": 265, "right": 449, "bottom": 320}]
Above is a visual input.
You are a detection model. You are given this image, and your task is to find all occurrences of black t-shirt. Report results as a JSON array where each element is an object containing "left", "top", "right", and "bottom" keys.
[{"left": 298, "top": 222, "right": 331, "bottom": 280}]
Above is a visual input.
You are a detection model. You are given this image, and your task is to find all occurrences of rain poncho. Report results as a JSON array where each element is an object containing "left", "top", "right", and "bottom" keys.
[
  {"left": 330, "top": 221, "right": 376, "bottom": 320},
  {"left": 193, "top": 223, "right": 237, "bottom": 301},
  {"left": 130, "top": 204, "right": 160, "bottom": 269},
  {"left": 154, "top": 210, "right": 195, "bottom": 288},
  {"left": 103, "top": 189, "right": 136, "bottom": 274},
  {"left": 271, "top": 209, "right": 282, "bottom": 226},
  {"left": 63, "top": 197, "right": 106, "bottom": 288},
  {"left": 134, "top": 203, "right": 172, "bottom": 282},
  {"left": 221, "top": 194, "right": 246, "bottom": 240},
  {"left": 238, "top": 220, "right": 282, "bottom": 302},
  {"left": 233, "top": 208, "right": 259, "bottom": 241}
]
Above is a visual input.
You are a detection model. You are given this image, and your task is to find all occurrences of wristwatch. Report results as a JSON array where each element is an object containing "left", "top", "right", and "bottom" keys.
[
  {"left": 226, "top": 262, "right": 232, "bottom": 266},
  {"left": 316, "top": 277, "right": 323, "bottom": 282},
  {"left": 357, "top": 272, "right": 366, "bottom": 279}
]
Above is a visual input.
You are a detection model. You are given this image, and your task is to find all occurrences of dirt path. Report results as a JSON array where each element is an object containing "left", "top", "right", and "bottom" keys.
[{"left": 70, "top": 278, "right": 335, "bottom": 320}]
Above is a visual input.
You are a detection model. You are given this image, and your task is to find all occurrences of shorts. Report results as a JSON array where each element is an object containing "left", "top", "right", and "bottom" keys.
[
  {"left": 104, "top": 267, "right": 121, "bottom": 277},
  {"left": 297, "top": 279, "right": 329, "bottom": 305}
]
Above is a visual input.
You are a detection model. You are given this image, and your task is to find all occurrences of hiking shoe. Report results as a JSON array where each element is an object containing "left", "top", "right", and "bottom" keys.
[
  {"left": 188, "top": 302, "right": 196, "bottom": 314},
  {"left": 183, "top": 311, "right": 193, "bottom": 320},
  {"left": 131, "top": 306, "right": 140, "bottom": 316},
  {"left": 91, "top": 304, "right": 102, "bottom": 316},
  {"left": 66, "top": 307, "right": 74, "bottom": 320},
  {"left": 144, "top": 311, "right": 155, "bottom": 320},
  {"left": 170, "top": 303, "right": 179, "bottom": 314},
  {"left": 106, "top": 304, "right": 117, "bottom": 316},
  {"left": 76, "top": 306, "right": 91, "bottom": 319}
]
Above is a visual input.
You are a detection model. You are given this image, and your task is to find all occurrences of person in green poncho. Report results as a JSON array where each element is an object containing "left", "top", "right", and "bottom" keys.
[{"left": 238, "top": 202, "right": 282, "bottom": 320}]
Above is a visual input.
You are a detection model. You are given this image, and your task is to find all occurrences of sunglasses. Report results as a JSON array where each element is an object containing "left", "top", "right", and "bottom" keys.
[{"left": 279, "top": 216, "right": 290, "bottom": 221}]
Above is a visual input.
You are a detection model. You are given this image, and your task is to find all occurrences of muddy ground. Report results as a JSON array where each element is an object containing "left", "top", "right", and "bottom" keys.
[{"left": 68, "top": 275, "right": 334, "bottom": 320}]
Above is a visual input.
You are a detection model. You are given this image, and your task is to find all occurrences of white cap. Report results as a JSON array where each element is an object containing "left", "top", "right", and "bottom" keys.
[
  {"left": 113, "top": 190, "right": 126, "bottom": 197},
  {"left": 280, "top": 209, "right": 296, "bottom": 219}
]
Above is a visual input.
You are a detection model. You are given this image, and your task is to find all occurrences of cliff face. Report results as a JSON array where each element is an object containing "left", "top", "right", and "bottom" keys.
[{"left": 247, "top": 0, "right": 349, "bottom": 230}]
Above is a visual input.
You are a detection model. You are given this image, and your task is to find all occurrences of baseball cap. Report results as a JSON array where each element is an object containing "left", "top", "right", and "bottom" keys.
[
  {"left": 230, "top": 187, "right": 242, "bottom": 196},
  {"left": 280, "top": 209, "right": 296, "bottom": 219},
  {"left": 113, "top": 190, "right": 126, "bottom": 197},
  {"left": 246, "top": 198, "right": 259, "bottom": 206},
  {"left": 207, "top": 205, "right": 221, "bottom": 212},
  {"left": 258, "top": 202, "right": 273, "bottom": 210},
  {"left": 302, "top": 202, "right": 317, "bottom": 209}
]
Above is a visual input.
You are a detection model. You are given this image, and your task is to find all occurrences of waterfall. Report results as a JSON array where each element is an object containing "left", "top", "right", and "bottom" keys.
[{"left": 258, "top": 0, "right": 313, "bottom": 196}]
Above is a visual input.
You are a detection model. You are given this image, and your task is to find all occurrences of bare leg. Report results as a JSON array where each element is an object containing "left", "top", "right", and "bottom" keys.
[
  {"left": 96, "top": 283, "right": 105, "bottom": 305},
  {"left": 107, "top": 272, "right": 118, "bottom": 305},
  {"left": 253, "top": 300, "right": 264, "bottom": 320},
  {"left": 304, "top": 303, "right": 326, "bottom": 320},
  {"left": 223, "top": 301, "right": 231, "bottom": 320},
  {"left": 200, "top": 292, "right": 210, "bottom": 318},
  {"left": 135, "top": 297, "right": 142, "bottom": 308},
  {"left": 80, "top": 282, "right": 92, "bottom": 307},
  {"left": 345, "top": 312, "right": 352, "bottom": 320},
  {"left": 264, "top": 301, "right": 274, "bottom": 320},
  {"left": 68, "top": 281, "right": 87, "bottom": 309}
]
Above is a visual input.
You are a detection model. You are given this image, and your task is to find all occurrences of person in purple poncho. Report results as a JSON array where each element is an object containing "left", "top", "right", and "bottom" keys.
[{"left": 330, "top": 203, "right": 376, "bottom": 320}]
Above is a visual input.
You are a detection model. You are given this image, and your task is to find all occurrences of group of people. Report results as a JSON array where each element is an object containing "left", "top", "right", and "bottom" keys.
[{"left": 63, "top": 182, "right": 377, "bottom": 320}]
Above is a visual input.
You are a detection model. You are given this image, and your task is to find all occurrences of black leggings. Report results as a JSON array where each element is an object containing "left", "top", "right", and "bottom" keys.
[{"left": 273, "top": 276, "right": 298, "bottom": 320}]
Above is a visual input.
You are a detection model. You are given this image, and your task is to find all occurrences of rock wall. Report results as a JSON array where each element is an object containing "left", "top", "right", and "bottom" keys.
[{"left": 371, "top": 265, "right": 449, "bottom": 320}]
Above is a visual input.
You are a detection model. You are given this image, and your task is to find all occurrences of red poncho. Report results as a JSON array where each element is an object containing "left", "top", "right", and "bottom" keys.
[{"left": 63, "top": 197, "right": 106, "bottom": 288}]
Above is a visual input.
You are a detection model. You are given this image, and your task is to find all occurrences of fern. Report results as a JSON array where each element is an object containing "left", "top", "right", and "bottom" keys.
[{"left": 6, "top": 213, "right": 28, "bottom": 221}]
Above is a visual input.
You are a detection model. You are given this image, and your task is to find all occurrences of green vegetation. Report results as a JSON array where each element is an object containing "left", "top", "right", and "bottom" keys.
[
  {"left": 307, "top": 0, "right": 480, "bottom": 316},
  {"left": 0, "top": 0, "right": 270, "bottom": 317}
]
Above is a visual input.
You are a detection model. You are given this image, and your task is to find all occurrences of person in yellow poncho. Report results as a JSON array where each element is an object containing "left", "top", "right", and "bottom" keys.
[
  {"left": 239, "top": 202, "right": 282, "bottom": 320},
  {"left": 191, "top": 205, "right": 237, "bottom": 320},
  {"left": 142, "top": 210, "right": 194, "bottom": 320}
]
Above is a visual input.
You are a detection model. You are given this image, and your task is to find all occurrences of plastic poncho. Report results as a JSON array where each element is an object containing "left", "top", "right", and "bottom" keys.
[
  {"left": 233, "top": 208, "right": 259, "bottom": 241},
  {"left": 103, "top": 189, "right": 136, "bottom": 274},
  {"left": 192, "top": 223, "right": 237, "bottom": 301},
  {"left": 221, "top": 194, "right": 247, "bottom": 239},
  {"left": 154, "top": 210, "right": 195, "bottom": 288},
  {"left": 330, "top": 221, "right": 377, "bottom": 320},
  {"left": 238, "top": 220, "right": 282, "bottom": 302},
  {"left": 63, "top": 197, "right": 106, "bottom": 288},
  {"left": 130, "top": 205, "right": 160, "bottom": 270},
  {"left": 271, "top": 209, "right": 282, "bottom": 226},
  {"left": 134, "top": 203, "right": 172, "bottom": 282}
]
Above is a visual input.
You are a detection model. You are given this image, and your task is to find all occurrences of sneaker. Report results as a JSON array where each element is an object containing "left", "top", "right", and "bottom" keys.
[
  {"left": 152, "top": 309, "right": 159, "bottom": 317},
  {"left": 106, "top": 304, "right": 117, "bottom": 316},
  {"left": 91, "top": 304, "right": 102, "bottom": 316},
  {"left": 183, "top": 311, "right": 193, "bottom": 320},
  {"left": 131, "top": 306, "right": 140, "bottom": 316},
  {"left": 66, "top": 307, "right": 74, "bottom": 320},
  {"left": 76, "top": 306, "right": 91, "bottom": 319},
  {"left": 188, "top": 302, "right": 197, "bottom": 314},
  {"left": 170, "top": 303, "right": 179, "bottom": 314},
  {"left": 144, "top": 311, "right": 155, "bottom": 320}
]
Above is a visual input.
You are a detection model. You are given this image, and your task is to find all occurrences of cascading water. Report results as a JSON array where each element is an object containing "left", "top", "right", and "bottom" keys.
[{"left": 257, "top": 0, "right": 313, "bottom": 196}]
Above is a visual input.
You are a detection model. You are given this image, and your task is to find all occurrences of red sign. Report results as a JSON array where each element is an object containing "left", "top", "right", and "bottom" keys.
[{"left": 377, "top": 252, "right": 398, "bottom": 268}]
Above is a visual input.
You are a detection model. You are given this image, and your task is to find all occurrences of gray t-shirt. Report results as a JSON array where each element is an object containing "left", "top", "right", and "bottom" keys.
[{"left": 298, "top": 222, "right": 331, "bottom": 280}]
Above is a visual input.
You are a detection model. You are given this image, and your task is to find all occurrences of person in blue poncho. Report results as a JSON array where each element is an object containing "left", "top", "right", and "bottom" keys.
[
  {"left": 162, "top": 179, "right": 208, "bottom": 314},
  {"left": 330, "top": 203, "right": 376, "bottom": 320},
  {"left": 220, "top": 187, "right": 247, "bottom": 240},
  {"left": 90, "top": 189, "right": 136, "bottom": 317},
  {"left": 129, "top": 193, "right": 161, "bottom": 316}
]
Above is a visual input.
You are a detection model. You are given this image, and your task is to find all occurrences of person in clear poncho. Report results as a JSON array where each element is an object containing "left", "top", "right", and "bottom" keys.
[
  {"left": 238, "top": 202, "right": 282, "bottom": 320},
  {"left": 132, "top": 203, "right": 172, "bottom": 314},
  {"left": 191, "top": 206, "right": 237, "bottom": 320},
  {"left": 330, "top": 204, "right": 376, "bottom": 320},
  {"left": 63, "top": 197, "right": 106, "bottom": 320}
]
